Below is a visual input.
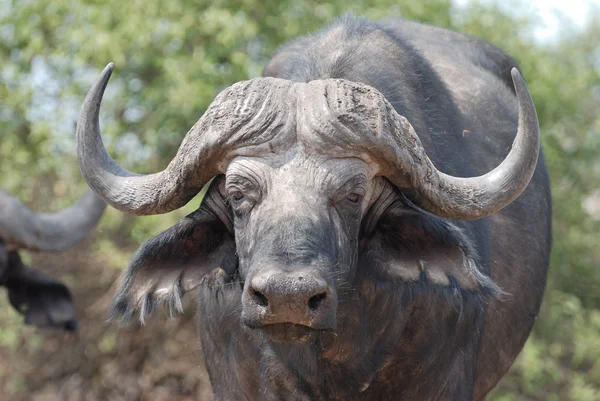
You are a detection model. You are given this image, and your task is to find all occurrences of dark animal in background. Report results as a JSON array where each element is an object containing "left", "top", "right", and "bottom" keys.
[
  {"left": 0, "top": 189, "right": 105, "bottom": 330},
  {"left": 77, "top": 16, "right": 551, "bottom": 401}
]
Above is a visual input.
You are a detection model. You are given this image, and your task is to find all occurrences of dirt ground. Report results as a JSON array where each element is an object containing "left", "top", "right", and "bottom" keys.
[{"left": 0, "top": 244, "right": 214, "bottom": 401}]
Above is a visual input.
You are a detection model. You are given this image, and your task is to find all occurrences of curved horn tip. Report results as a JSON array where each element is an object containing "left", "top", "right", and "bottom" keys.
[
  {"left": 99, "top": 62, "right": 115, "bottom": 84},
  {"left": 510, "top": 67, "right": 527, "bottom": 90},
  {"left": 81, "top": 62, "right": 115, "bottom": 105},
  {"left": 94, "top": 62, "right": 115, "bottom": 90},
  {"left": 104, "top": 62, "right": 115, "bottom": 73}
]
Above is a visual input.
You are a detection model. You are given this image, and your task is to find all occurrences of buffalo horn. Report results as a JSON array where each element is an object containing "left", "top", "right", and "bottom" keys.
[
  {"left": 0, "top": 189, "right": 106, "bottom": 251},
  {"left": 76, "top": 63, "right": 221, "bottom": 215},
  {"left": 382, "top": 68, "right": 540, "bottom": 219}
]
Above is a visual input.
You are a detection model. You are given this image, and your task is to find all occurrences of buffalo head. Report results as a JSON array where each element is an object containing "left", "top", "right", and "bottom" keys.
[
  {"left": 0, "top": 188, "right": 106, "bottom": 330},
  {"left": 78, "top": 64, "right": 538, "bottom": 343}
]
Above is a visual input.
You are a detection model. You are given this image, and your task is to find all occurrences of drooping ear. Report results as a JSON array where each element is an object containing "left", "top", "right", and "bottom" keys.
[
  {"left": 363, "top": 206, "right": 501, "bottom": 298},
  {"left": 110, "top": 177, "right": 236, "bottom": 323},
  {"left": 2, "top": 251, "right": 78, "bottom": 331}
]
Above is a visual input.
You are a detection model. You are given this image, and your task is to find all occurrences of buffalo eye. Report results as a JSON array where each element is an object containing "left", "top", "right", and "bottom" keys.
[
  {"left": 230, "top": 191, "right": 245, "bottom": 202},
  {"left": 227, "top": 190, "right": 256, "bottom": 215},
  {"left": 346, "top": 193, "right": 362, "bottom": 204}
]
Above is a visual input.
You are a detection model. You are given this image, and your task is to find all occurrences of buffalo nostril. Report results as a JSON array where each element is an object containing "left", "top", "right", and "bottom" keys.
[
  {"left": 252, "top": 289, "right": 269, "bottom": 307},
  {"left": 308, "top": 292, "right": 327, "bottom": 311}
]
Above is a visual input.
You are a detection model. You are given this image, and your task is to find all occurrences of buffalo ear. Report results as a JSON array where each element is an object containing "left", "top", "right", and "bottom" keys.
[
  {"left": 110, "top": 180, "right": 236, "bottom": 323},
  {"left": 364, "top": 208, "right": 500, "bottom": 297},
  {"left": 3, "top": 251, "right": 78, "bottom": 331}
]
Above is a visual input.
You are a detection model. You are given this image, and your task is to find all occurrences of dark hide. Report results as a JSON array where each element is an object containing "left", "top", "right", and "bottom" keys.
[
  {"left": 193, "top": 193, "right": 505, "bottom": 401},
  {"left": 0, "top": 241, "right": 78, "bottom": 331},
  {"left": 112, "top": 183, "right": 503, "bottom": 400},
  {"left": 111, "top": 16, "right": 551, "bottom": 401}
]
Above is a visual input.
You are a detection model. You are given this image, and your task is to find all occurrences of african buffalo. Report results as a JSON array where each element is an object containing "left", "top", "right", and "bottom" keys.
[
  {"left": 76, "top": 16, "right": 551, "bottom": 400},
  {"left": 0, "top": 188, "right": 105, "bottom": 330}
]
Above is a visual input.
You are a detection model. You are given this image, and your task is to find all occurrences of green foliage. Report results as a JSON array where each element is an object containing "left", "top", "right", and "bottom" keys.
[{"left": 1, "top": 0, "right": 599, "bottom": 399}]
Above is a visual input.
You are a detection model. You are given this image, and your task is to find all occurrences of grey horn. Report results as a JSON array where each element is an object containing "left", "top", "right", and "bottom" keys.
[
  {"left": 76, "top": 63, "right": 217, "bottom": 215},
  {"left": 0, "top": 189, "right": 106, "bottom": 251},
  {"left": 380, "top": 68, "right": 540, "bottom": 220}
]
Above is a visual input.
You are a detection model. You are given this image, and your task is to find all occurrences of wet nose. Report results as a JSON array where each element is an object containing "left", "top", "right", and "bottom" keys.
[{"left": 242, "top": 269, "right": 337, "bottom": 329}]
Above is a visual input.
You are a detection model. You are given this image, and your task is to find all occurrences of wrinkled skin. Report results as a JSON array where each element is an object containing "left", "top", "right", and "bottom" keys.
[
  {"left": 232, "top": 156, "right": 373, "bottom": 334},
  {"left": 108, "top": 17, "right": 551, "bottom": 401},
  {"left": 0, "top": 241, "right": 77, "bottom": 331}
]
